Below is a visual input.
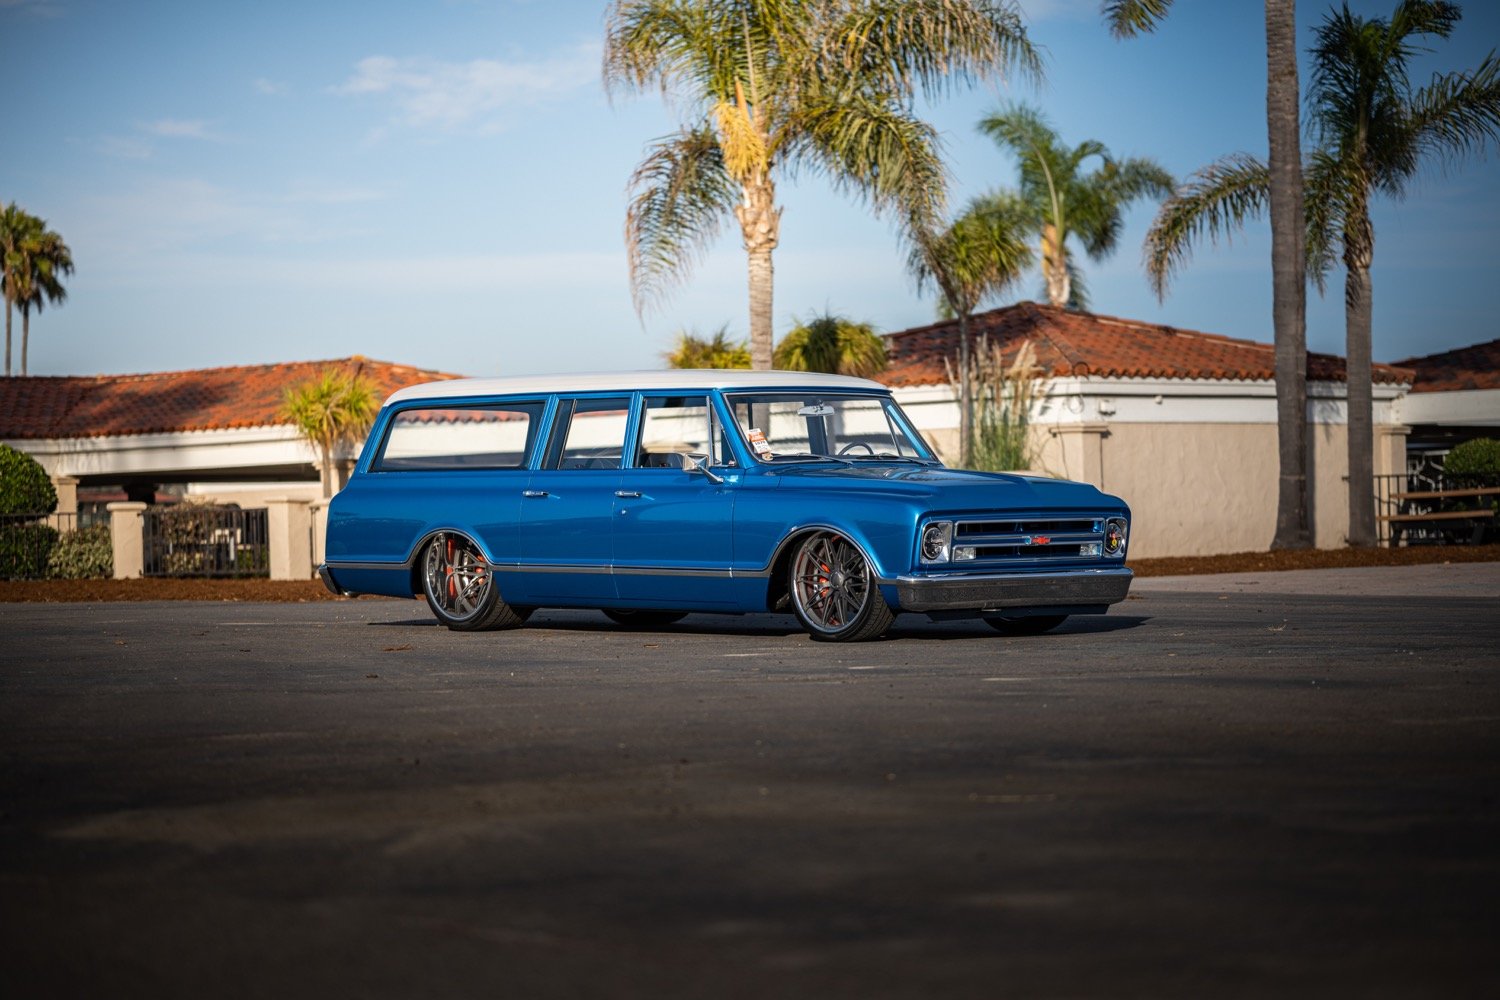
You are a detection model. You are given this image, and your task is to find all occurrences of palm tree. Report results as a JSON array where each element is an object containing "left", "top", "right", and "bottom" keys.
[
  {"left": 4, "top": 213, "right": 73, "bottom": 377},
  {"left": 773, "top": 313, "right": 887, "bottom": 378},
  {"left": 280, "top": 369, "right": 379, "bottom": 498},
  {"left": 664, "top": 327, "right": 751, "bottom": 369},
  {"left": 604, "top": 0, "right": 1040, "bottom": 370},
  {"left": 1146, "top": 1, "right": 1500, "bottom": 547},
  {"left": 1107, "top": 0, "right": 1312, "bottom": 550},
  {"left": 976, "top": 103, "right": 1172, "bottom": 308},
  {"left": 908, "top": 192, "right": 1033, "bottom": 463},
  {"left": 1309, "top": 1, "right": 1499, "bottom": 544},
  {"left": 1, "top": 203, "right": 40, "bottom": 377}
]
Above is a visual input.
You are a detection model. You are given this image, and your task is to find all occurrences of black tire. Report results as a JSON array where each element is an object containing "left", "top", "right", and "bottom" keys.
[
  {"left": 787, "top": 531, "right": 894, "bottom": 642},
  {"left": 421, "top": 532, "right": 531, "bottom": 632},
  {"left": 984, "top": 614, "right": 1068, "bottom": 636},
  {"left": 602, "top": 609, "right": 688, "bottom": 629}
]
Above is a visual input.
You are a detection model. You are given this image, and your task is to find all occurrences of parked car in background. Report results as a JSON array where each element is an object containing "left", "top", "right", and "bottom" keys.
[{"left": 320, "top": 371, "right": 1132, "bottom": 641}]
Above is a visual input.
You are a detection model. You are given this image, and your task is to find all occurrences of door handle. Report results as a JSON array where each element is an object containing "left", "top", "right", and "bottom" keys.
[
  {"left": 614, "top": 490, "right": 642, "bottom": 499},
  {"left": 522, "top": 490, "right": 549, "bottom": 498}
]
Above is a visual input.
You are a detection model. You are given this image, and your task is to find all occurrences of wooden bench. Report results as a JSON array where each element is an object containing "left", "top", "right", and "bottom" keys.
[{"left": 1380, "top": 487, "right": 1500, "bottom": 545}]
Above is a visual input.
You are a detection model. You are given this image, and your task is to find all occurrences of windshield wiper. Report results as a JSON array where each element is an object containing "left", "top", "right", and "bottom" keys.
[
  {"left": 766, "top": 453, "right": 855, "bottom": 468},
  {"left": 844, "top": 454, "right": 939, "bottom": 465}
]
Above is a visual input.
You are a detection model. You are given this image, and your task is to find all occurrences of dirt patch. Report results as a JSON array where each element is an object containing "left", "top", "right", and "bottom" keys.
[{"left": 3, "top": 544, "right": 1497, "bottom": 602}]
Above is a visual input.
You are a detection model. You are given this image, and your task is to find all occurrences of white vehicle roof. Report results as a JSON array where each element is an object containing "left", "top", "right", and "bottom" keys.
[{"left": 384, "top": 369, "right": 891, "bottom": 406}]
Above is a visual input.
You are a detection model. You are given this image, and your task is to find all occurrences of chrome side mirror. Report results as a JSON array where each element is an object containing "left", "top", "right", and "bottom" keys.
[{"left": 684, "top": 454, "right": 724, "bottom": 484}]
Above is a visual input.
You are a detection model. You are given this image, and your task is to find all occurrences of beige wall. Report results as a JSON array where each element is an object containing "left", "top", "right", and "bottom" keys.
[{"left": 1025, "top": 420, "right": 1405, "bottom": 558}]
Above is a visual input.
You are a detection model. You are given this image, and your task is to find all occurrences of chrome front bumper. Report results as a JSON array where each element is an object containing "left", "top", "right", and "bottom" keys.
[{"left": 891, "top": 566, "right": 1133, "bottom": 613}]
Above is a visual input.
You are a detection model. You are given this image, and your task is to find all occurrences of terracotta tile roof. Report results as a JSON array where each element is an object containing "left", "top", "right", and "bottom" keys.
[
  {"left": 882, "top": 301, "right": 1414, "bottom": 387},
  {"left": 0, "top": 357, "right": 458, "bottom": 440},
  {"left": 1395, "top": 338, "right": 1500, "bottom": 393}
]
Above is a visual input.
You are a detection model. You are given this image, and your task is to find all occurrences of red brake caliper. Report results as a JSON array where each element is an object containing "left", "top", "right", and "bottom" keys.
[{"left": 445, "top": 537, "right": 457, "bottom": 600}]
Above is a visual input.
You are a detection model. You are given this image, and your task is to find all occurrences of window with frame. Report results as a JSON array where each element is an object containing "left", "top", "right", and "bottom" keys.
[
  {"left": 545, "top": 397, "right": 632, "bottom": 470},
  {"left": 376, "top": 402, "right": 544, "bottom": 471},
  {"left": 634, "top": 395, "right": 734, "bottom": 469}
]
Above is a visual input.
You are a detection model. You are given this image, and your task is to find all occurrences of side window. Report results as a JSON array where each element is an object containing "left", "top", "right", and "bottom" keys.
[
  {"left": 376, "top": 402, "right": 544, "bottom": 471},
  {"left": 545, "top": 397, "right": 631, "bottom": 470},
  {"left": 634, "top": 395, "right": 734, "bottom": 469}
]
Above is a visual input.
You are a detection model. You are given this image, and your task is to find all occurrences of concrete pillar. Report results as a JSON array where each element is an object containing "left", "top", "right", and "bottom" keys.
[
  {"left": 49, "top": 476, "right": 79, "bottom": 532},
  {"left": 309, "top": 499, "right": 329, "bottom": 569},
  {"left": 265, "top": 498, "right": 313, "bottom": 581},
  {"left": 1047, "top": 423, "right": 1110, "bottom": 489},
  {"left": 1376, "top": 424, "right": 1411, "bottom": 478},
  {"left": 107, "top": 502, "right": 147, "bottom": 580}
]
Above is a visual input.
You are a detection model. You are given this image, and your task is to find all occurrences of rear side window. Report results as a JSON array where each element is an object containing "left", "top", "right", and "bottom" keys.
[
  {"left": 376, "top": 402, "right": 544, "bottom": 471},
  {"left": 544, "top": 397, "right": 632, "bottom": 470}
]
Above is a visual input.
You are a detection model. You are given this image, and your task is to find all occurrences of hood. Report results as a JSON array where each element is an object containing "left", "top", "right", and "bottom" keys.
[{"left": 766, "top": 463, "right": 1125, "bottom": 512}]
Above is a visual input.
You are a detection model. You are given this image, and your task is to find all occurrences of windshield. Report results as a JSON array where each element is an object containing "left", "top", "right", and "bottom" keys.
[{"left": 722, "top": 393, "right": 937, "bottom": 464}]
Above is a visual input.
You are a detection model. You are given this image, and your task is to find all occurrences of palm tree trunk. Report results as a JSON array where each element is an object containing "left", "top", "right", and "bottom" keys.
[
  {"left": 958, "top": 310, "right": 973, "bottom": 464},
  {"left": 1344, "top": 254, "right": 1376, "bottom": 547},
  {"left": 1041, "top": 225, "right": 1069, "bottom": 308},
  {"left": 19, "top": 307, "right": 29, "bottom": 378},
  {"left": 1265, "top": 0, "right": 1310, "bottom": 550},
  {"left": 320, "top": 440, "right": 334, "bottom": 499},
  {"left": 736, "top": 175, "right": 781, "bottom": 370},
  {"left": 4, "top": 299, "right": 11, "bottom": 377}
]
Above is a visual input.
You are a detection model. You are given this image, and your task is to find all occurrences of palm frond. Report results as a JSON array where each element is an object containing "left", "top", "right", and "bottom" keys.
[
  {"left": 625, "top": 123, "right": 739, "bottom": 316},
  {"left": 1408, "top": 53, "right": 1500, "bottom": 170},
  {"left": 1302, "top": 148, "right": 1354, "bottom": 293},
  {"left": 909, "top": 190, "right": 1033, "bottom": 315},
  {"left": 773, "top": 312, "right": 886, "bottom": 377},
  {"left": 1144, "top": 152, "right": 1269, "bottom": 300},
  {"left": 825, "top": 0, "right": 1041, "bottom": 100},
  {"left": 1102, "top": 0, "right": 1174, "bottom": 40},
  {"left": 791, "top": 92, "right": 948, "bottom": 237}
]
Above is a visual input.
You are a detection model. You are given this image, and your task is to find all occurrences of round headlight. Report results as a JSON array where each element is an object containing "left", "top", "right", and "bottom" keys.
[
  {"left": 1104, "top": 518, "right": 1127, "bottom": 557},
  {"left": 921, "top": 521, "right": 952, "bottom": 563}
]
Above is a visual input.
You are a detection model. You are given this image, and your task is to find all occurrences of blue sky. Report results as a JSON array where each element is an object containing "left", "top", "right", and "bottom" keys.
[{"left": 5, "top": 0, "right": 1498, "bottom": 379}]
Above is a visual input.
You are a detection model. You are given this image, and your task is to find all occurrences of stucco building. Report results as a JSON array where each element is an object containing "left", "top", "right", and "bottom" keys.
[{"left": 880, "top": 303, "right": 1418, "bottom": 558}]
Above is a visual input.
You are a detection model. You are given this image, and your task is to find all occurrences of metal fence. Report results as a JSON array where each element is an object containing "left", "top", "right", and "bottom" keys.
[
  {"left": 1374, "top": 460, "right": 1500, "bottom": 547},
  {"left": 0, "top": 512, "right": 81, "bottom": 580},
  {"left": 143, "top": 506, "right": 270, "bottom": 577}
]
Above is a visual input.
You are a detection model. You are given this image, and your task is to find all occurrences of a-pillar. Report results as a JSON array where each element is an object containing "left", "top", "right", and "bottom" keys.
[
  {"left": 1047, "top": 422, "right": 1110, "bottom": 489},
  {"left": 107, "top": 502, "right": 147, "bottom": 579},
  {"left": 265, "top": 498, "right": 314, "bottom": 580}
]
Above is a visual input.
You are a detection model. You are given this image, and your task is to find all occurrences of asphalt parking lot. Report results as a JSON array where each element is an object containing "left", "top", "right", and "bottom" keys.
[{"left": 2, "top": 564, "right": 1498, "bottom": 999}]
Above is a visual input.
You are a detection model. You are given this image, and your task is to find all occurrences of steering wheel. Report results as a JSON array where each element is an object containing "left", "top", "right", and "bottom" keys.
[{"left": 837, "top": 442, "right": 876, "bottom": 455}]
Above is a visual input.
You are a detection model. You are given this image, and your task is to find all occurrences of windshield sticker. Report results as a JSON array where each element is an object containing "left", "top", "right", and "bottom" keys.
[{"left": 747, "top": 428, "right": 773, "bottom": 459}]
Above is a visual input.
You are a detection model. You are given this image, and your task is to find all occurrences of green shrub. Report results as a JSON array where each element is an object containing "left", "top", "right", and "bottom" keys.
[
  {"left": 0, "top": 521, "right": 59, "bottom": 579},
  {"left": 1444, "top": 438, "right": 1500, "bottom": 477},
  {"left": 47, "top": 524, "right": 113, "bottom": 579},
  {"left": 0, "top": 444, "right": 56, "bottom": 516}
]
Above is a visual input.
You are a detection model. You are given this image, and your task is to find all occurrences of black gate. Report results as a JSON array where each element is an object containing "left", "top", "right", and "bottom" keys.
[{"left": 143, "top": 506, "right": 270, "bottom": 577}]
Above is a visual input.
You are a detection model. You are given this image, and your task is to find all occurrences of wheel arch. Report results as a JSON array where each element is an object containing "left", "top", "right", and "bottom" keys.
[
  {"left": 404, "top": 526, "right": 497, "bottom": 598},
  {"left": 763, "top": 523, "right": 887, "bottom": 612}
]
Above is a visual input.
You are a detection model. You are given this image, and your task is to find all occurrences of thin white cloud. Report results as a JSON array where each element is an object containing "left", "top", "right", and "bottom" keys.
[
  {"left": 96, "top": 135, "right": 154, "bottom": 160},
  {"left": 335, "top": 43, "right": 600, "bottom": 132},
  {"left": 282, "top": 181, "right": 389, "bottom": 205},
  {"left": 0, "top": 0, "right": 65, "bottom": 16},
  {"left": 253, "top": 77, "right": 290, "bottom": 96},
  {"left": 141, "top": 118, "right": 222, "bottom": 140}
]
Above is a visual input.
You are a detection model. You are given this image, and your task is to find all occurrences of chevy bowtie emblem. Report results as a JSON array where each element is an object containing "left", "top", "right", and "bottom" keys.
[{"left": 1028, "top": 535, "right": 1051, "bottom": 546}]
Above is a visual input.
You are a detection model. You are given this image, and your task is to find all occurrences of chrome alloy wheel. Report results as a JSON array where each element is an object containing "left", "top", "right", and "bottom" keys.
[{"left": 423, "top": 531, "right": 493, "bottom": 623}]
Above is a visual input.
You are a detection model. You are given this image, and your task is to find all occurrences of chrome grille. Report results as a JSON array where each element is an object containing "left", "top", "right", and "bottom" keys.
[{"left": 950, "top": 515, "right": 1107, "bottom": 563}]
